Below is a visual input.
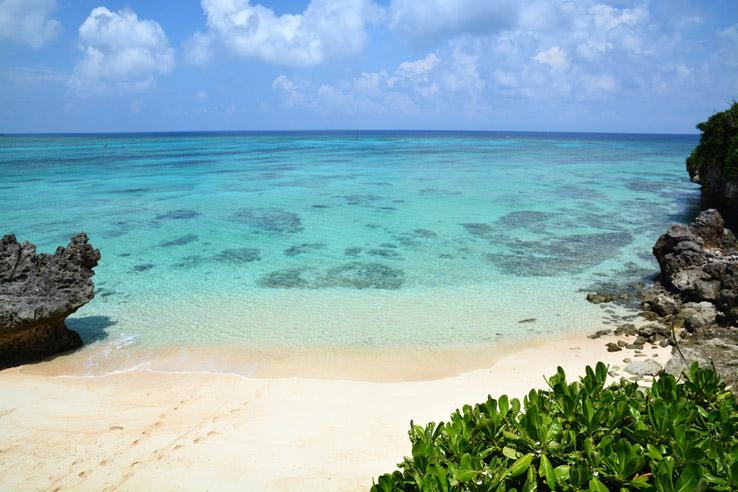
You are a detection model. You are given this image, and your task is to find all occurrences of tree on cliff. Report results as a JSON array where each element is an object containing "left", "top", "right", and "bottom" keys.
[{"left": 687, "top": 101, "right": 738, "bottom": 183}]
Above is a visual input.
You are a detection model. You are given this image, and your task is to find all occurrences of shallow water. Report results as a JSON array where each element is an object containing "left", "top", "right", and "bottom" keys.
[{"left": 0, "top": 131, "right": 699, "bottom": 354}]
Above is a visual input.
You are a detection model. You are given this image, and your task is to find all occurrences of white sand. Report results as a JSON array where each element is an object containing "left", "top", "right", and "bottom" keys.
[{"left": 0, "top": 334, "right": 670, "bottom": 491}]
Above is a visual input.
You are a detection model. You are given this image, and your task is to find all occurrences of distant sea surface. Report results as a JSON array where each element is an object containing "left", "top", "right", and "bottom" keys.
[{"left": 0, "top": 131, "right": 700, "bottom": 354}]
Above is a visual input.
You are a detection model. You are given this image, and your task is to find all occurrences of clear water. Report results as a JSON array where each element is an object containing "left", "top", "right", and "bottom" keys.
[{"left": 0, "top": 132, "right": 700, "bottom": 352}]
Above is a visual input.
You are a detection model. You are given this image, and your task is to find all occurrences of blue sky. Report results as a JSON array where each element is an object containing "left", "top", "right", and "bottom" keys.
[{"left": 0, "top": 0, "right": 736, "bottom": 133}]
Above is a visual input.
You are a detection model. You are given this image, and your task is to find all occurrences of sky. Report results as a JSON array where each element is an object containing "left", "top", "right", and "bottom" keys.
[{"left": 0, "top": 0, "right": 736, "bottom": 134}]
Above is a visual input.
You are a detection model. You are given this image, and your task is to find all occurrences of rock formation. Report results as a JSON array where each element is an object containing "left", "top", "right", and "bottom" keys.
[
  {"left": 652, "top": 209, "right": 738, "bottom": 323},
  {"left": 0, "top": 233, "right": 100, "bottom": 369},
  {"left": 646, "top": 209, "right": 738, "bottom": 392}
]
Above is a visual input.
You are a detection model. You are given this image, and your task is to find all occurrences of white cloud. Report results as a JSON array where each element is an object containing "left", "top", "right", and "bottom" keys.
[
  {"left": 183, "top": 31, "right": 215, "bottom": 65},
  {"left": 442, "top": 49, "right": 485, "bottom": 93},
  {"left": 532, "top": 46, "right": 569, "bottom": 71},
  {"left": 0, "top": 0, "right": 60, "bottom": 48},
  {"left": 69, "top": 7, "right": 175, "bottom": 93},
  {"left": 188, "top": 0, "right": 384, "bottom": 66},
  {"left": 273, "top": 50, "right": 486, "bottom": 115},
  {"left": 581, "top": 73, "right": 617, "bottom": 93},
  {"left": 395, "top": 53, "right": 439, "bottom": 79},
  {"left": 388, "top": 0, "right": 518, "bottom": 43}
]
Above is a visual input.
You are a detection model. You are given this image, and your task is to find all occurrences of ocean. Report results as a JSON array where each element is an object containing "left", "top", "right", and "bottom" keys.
[{"left": 0, "top": 131, "right": 700, "bottom": 360}]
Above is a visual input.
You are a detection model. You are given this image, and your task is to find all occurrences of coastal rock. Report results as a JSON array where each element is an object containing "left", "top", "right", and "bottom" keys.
[
  {"left": 0, "top": 233, "right": 100, "bottom": 369},
  {"left": 647, "top": 290, "right": 682, "bottom": 316},
  {"left": 624, "top": 359, "right": 663, "bottom": 377},
  {"left": 683, "top": 302, "right": 718, "bottom": 333},
  {"left": 665, "top": 327, "right": 738, "bottom": 394},
  {"left": 588, "top": 329, "right": 611, "bottom": 339},
  {"left": 688, "top": 209, "right": 733, "bottom": 248},
  {"left": 614, "top": 323, "right": 637, "bottom": 336},
  {"left": 586, "top": 292, "right": 613, "bottom": 304},
  {"left": 652, "top": 209, "right": 738, "bottom": 324}
]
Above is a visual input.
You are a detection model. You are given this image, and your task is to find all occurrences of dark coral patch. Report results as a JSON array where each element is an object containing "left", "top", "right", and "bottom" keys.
[
  {"left": 321, "top": 262, "right": 405, "bottom": 290},
  {"left": 258, "top": 262, "right": 405, "bottom": 290},
  {"left": 155, "top": 209, "right": 200, "bottom": 221},
  {"left": 420, "top": 188, "right": 462, "bottom": 196},
  {"left": 495, "top": 211, "right": 555, "bottom": 229},
  {"left": 413, "top": 229, "right": 437, "bottom": 238},
  {"left": 344, "top": 246, "right": 363, "bottom": 257},
  {"left": 131, "top": 263, "right": 155, "bottom": 272},
  {"left": 341, "top": 194, "right": 382, "bottom": 206},
  {"left": 461, "top": 223, "right": 494, "bottom": 239},
  {"left": 367, "top": 248, "right": 403, "bottom": 260},
  {"left": 172, "top": 255, "right": 207, "bottom": 269},
  {"left": 487, "top": 231, "right": 633, "bottom": 276},
  {"left": 213, "top": 248, "right": 261, "bottom": 262},
  {"left": 230, "top": 208, "right": 303, "bottom": 234},
  {"left": 258, "top": 268, "right": 310, "bottom": 288},
  {"left": 159, "top": 234, "right": 198, "bottom": 247},
  {"left": 284, "top": 243, "right": 325, "bottom": 257}
]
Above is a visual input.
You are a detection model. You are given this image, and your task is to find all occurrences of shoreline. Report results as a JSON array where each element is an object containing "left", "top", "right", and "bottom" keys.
[
  {"left": 18, "top": 322, "right": 626, "bottom": 382},
  {"left": 0, "top": 330, "right": 671, "bottom": 491}
]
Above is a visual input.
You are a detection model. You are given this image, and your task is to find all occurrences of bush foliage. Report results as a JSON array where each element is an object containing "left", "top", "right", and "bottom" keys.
[
  {"left": 686, "top": 102, "right": 738, "bottom": 182},
  {"left": 372, "top": 362, "right": 738, "bottom": 491}
]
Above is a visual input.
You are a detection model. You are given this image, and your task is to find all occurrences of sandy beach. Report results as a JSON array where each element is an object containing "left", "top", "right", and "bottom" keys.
[{"left": 0, "top": 333, "right": 671, "bottom": 491}]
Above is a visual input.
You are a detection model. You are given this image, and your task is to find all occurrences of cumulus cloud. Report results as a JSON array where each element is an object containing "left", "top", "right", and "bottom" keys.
[
  {"left": 532, "top": 46, "right": 569, "bottom": 71},
  {"left": 388, "top": 0, "right": 518, "bottom": 43},
  {"left": 69, "top": 7, "right": 175, "bottom": 93},
  {"left": 273, "top": 50, "right": 486, "bottom": 115},
  {"left": 0, "top": 0, "right": 60, "bottom": 48},
  {"left": 186, "top": 0, "right": 384, "bottom": 66}
]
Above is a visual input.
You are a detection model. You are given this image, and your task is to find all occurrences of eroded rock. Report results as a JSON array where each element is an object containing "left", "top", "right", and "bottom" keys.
[
  {"left": 624, "top": 359, "right": 663, "bottom": 377},
  {"left": 1, "top": 233, "right": 100, "bottom": 369},
  {"left": 653, "top": 209, "right": 738, "bottom": 324}
]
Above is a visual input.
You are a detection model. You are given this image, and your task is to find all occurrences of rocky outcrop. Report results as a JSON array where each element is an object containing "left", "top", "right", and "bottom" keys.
[
  {"left": 652, "top": 209, "right": 738, "bottom": 323},
  {"left": 644, "top": 209, "right": 738, "bottom": 393},
  {"left": 665, "top": 326, "right": 738, "bottom": 393},
  {"left": 0, "top": 233, "right": 100, "bottom": 369}
]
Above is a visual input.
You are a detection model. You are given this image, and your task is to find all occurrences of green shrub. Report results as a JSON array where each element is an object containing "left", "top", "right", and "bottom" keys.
[
  {"left": 686, "top": 102, "right": 738, "bottom": 182},
  {"left": 372, "top": 362, "right": 738, "bottom": 491}
]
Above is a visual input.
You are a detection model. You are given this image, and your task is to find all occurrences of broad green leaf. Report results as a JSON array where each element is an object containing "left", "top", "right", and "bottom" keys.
[
  {"left": 589, "top": 477, "right": 609, "bottom": 492},
  {"left": 507, "top": 453, "right": 533, "bottom": 478},
  {"left": 539, "top": 453, "right": 556, "bottom": 489},
  {"left": 503, "top": 446, "right": 521, "bottom": 460}
]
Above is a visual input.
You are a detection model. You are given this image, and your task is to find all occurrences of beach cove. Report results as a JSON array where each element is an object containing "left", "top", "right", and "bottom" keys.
[{"left": 0, "top": 131, "right": 699, "bottom": 489}]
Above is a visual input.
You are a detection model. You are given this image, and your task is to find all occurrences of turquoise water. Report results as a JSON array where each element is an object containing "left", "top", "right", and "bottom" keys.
[{"left": 0, "top": 132, "right": 700, "bottom": 352}]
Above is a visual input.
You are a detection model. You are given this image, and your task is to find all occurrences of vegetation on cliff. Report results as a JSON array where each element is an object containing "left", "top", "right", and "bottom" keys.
[
  {"left": 686, "top": 102, "right": 738, "bottom": 183},
  {"left": 372, "top": 363, "right": 738, "bottom": 491}
]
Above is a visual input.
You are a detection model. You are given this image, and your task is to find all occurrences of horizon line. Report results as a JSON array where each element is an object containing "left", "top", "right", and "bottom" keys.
[{"left": 0, "top": 129, "right": 700, "bottom": 137}]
